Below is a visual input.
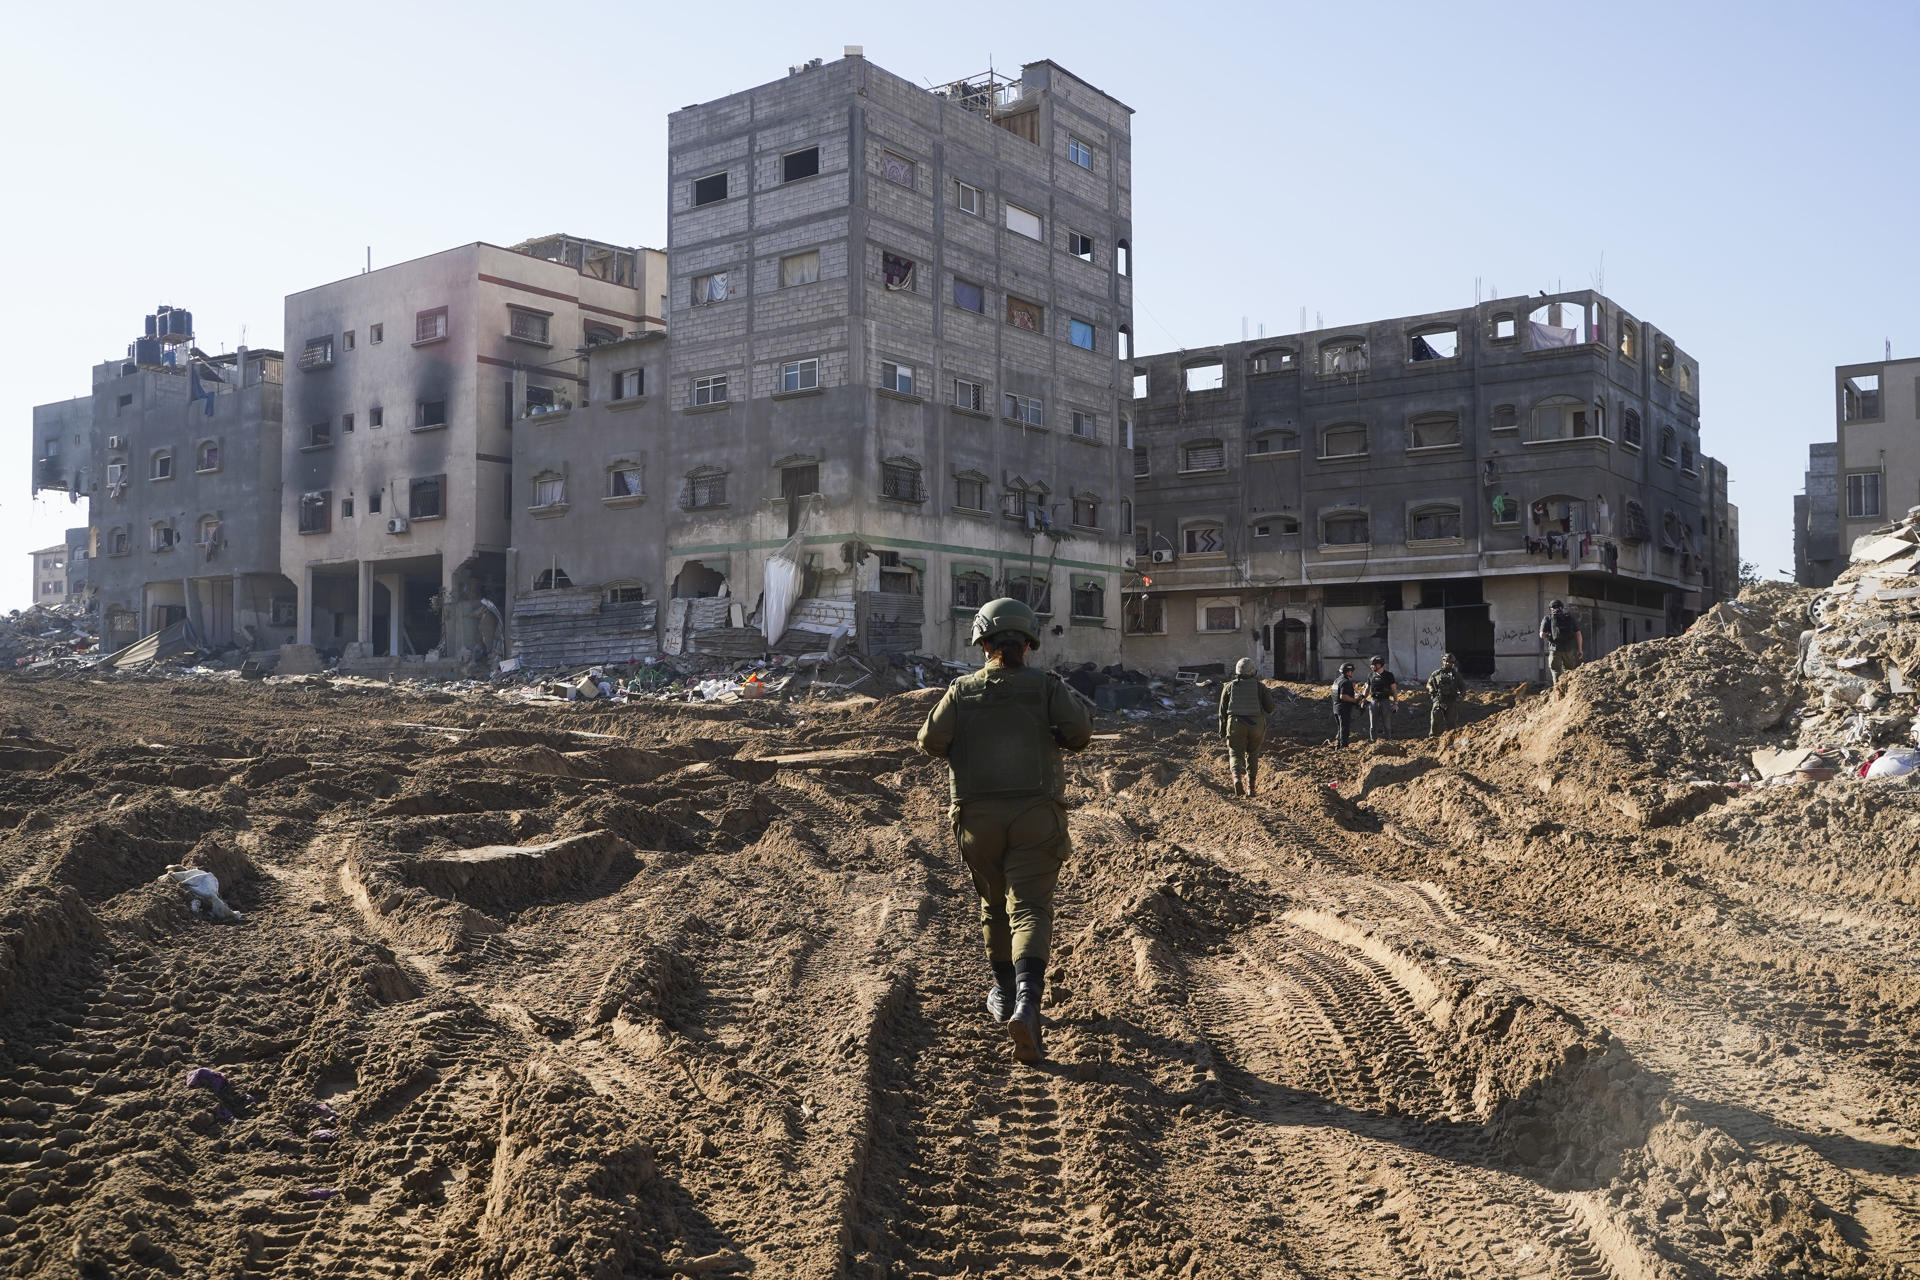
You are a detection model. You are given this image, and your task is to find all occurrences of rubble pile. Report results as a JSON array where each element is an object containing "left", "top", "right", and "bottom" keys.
[{"left": 0, "top": 602, "right": 96, "bottom": 668}]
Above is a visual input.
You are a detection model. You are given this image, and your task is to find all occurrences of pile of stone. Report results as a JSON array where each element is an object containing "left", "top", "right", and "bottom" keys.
[
  {"left": 1792, "top": 507, "right": 1920, "bottom": 756},
  {"left": 0, "top": 602, "right": 97, "bottom": 668}
]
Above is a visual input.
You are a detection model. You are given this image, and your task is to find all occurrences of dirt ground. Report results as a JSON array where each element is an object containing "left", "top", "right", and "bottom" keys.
[{"left": 2, "top": 598, "right": 1918, "bottom": 1279}]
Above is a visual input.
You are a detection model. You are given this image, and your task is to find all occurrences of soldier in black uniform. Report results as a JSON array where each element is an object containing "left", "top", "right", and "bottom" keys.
[{"left": 1331, "top": 662, "right": 1360, "bottom": 747}]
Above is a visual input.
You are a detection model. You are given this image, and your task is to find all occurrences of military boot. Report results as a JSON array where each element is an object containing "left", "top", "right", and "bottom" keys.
[
  {"left": 1009, "top": 957, "right": 1046, "bottom": 1063},
  {"left": 1230, "top": 770, "right": 1245, "bottom": 796},
  {"left": 1246, "top": 767, "right": 1259, "bottom": 796},
  {"left": 984, "top": 960, "right": 1016, "bottom": 1022}
]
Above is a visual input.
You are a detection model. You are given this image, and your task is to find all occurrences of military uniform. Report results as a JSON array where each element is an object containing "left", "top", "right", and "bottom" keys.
[
  {"left": 1426, "top": 658, "right": 1465, "bottom": 736},
  {"left": 1540, "top": 603, "right": 1582, "bottom": 685},
  {"left": 918, "top": 598, "right": 1092, "bottom": 1063},
  {"left": 1217, "top": 663, "right": 1277, "bottom": 795}
]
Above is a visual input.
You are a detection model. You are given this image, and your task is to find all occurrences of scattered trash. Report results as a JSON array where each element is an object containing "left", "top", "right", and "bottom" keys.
[
  {"left": 183, "top": 1067, "right": 227, "bottom": 1092},
  {"left": 166, "top": 865, "right": 242, "bottom": 922}
]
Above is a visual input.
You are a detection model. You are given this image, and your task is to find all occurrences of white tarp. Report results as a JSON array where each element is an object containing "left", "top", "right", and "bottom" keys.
[{"left": 762, "top": 533, "right": 805, "bottom": 645}]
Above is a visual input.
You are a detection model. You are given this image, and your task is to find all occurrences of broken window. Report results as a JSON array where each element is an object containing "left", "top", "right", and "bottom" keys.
[
  {"left": 1003, "top": 392, "right": 1044, "bottom": 426},
  {"left": 1843, "top": 372, "right": 1882, "bottom": 421},
  {"left": 779, "top": 359, "right": 819, "bottom": 393},
  {"left": 955, "top": 180, "right": 982, "bottom": 215},
  {"left": 1071, "top": 410, "right": 1098, "bottom": 440},
  {"left": 299, "top": 336, "right": 334, "bottom": 370},
  {"left": 693, "top": 271, "right": 733, "bottom": 305},
  {"left": 109, "top": 528, "right": 129, "bottom": 556},
  {"left": 508, "top": 307, "right": 550, "bottom": 344},
  {"left": 1681, "top": 441, "right": 1697, "bottom": 474},
  {"left": 338, "top": 497, "right": 352, "bottom": 520},
  {"left": 1069, "top": 319, "right": 1095, "bottom": 351},
  {"left": 298, "top": 492, "right": 329, "bottom": 535},
  {"left": 1847, "top": 472, "right": 1882, "bottom": 519},
  {"left": 1115, "top": 240, "right": 1130, "bottom": 277},
  {"left": 782, "top": 146, "right": 820, "bottom": 182},
  {"left": 534, "top": 568, "right": 573, "bottom": 590},
  {"left": 1409, "top": 414, "right": 1461, "bottom": 450},
  {"left": 1133, "top": 521, "right": 1152, "bottom": 557},
  {"left": 1529, "top": 396, "right": 1594, "bottom": 441},
  {"left": 881, "top": 152, "right": 916, "bottom": 188},
  {"left": 1006, "top": 574, "right": 1052, "bottom": 615},
  {"left": 1067, "top": 136, "right": 1093, "bottom": 169},
  {"left": 414, "top": 308, "right": 447, "bottom": 344},
  {"left": 613, "top": 369, "right": 643, "bottom": 400},
  {"left": 1409, "top": 326, "right": 1458, "bottom": 361},
  {"left": 692, "top": 374, "right": 728, "bottom": 406},
  {"left": 369, "top": 491, "right": 382, "bottom": 514},
  {"left": 1321, "top": 424, "right": 1368, "bottom": 458},
  {"left": 779, "top": 252, "right": 820, "bottom": 289},
  {"left": 1185, "top": 361, "right": 1224, "bottom": 392},
  {"left": 414, "top": 399, "right": 447, "bottom": 430},
  {"left": 584, "top": 321, "right": 621, "bottom": 346},
  {"left": 1124, "top": 594, "right": 1165, "bottom": 636},
  {"left": 1618, "top": 318, "right": 1637, "bottom": 360},
  {"left": 1183, "top": 522, "right": 1225, "bottom": 555},
  {"left": 1249, "top": 430, "right": 1299, "bottom": 455},
  {"left": 1006, "top": 295, "right": 1043, "bottom": 333},
  {"left": 1132, "top": 371, "right": 1148, "bottom": 399},
  {"left": 953, "top": 378, "right": 984, "bottom": 412},
  {"left": 197, "top": 515, "right": 222, "bottom": 546},
  {"left": 1004, "top": 203, "right": 1042, "bottom": 240},
  {"left": 307, "top": 421, "right": 331, "bottom": 448},
  {"left": 683, "top": 468, "right": 728, "bottom": 509},
  {"left": 150, "top": 450, "right": 174, "bottom": 479},
  {"left": 875, "top": 552, "right": 919, "bottom": 595},
  {"left": 1249, "top": 348, "right": 1296, "bottom": 374},
  {"left": 533, "top": 474, "right": 565, "bottom": 507},
  {"left": 1197, "top": 599, "right": 1241, "bottom": 633},
  {"left": 368, "top": 323, "right": 383, "bottom": 345},
  {"left": 1490, "top": 403, "right": 1518, "bottom": 431},
  {"left": 1526, "top": 300, "right": 1591, "bottom": 349},
  {"left": 1072, "top": 495, "right": 1100, "bottom": 527},
  {"left": 692, "top": 172, "right": 728, "bottom": 206},
  {"left": 409, "top": 476, "right": 444, "bottom": 520},
  {"left": 953, "top": 569, "right": 991, "bottom": 610},
  {"left": 1409, "top": 504, "right": 1463, "bottom": 541},
  {"left": 1069, "top": 230, "right": 1094, "bottom": 261},
  {"left": 880, "top": 361, "right": 915, "bottom": 395},
  {"left": 1323, "top": 512, "right": 1370, "bottom": 545},
  {"left": 1656, "top": 338, "right": 1676, "bottom": 376},
  {"left": 881, "top": 460, "right": 925, "bottom": 502},
  {"left": 881, "top": 252, "right": 914, "bottom": 290},
  {"left": 954, "top": 474, "right": 987, "bottom": 511},
  {"left": 1071, "top": 579, "right": 1104, "bottom": 619},
  {"left": 780, "top": 463, "right": 819, "bottom": 509},
  {"left": 150, "top": 521, "right": 178, "bottom": 551},
  {"left": 1492, "top": 313, "right": 1517, "bottom": 342},
  {"left": 195, "top": 441, "right": 220, "bottom": 472},
  {"left": 1182, "top": 440, "right": 1225, "bottom": 472},
  {"left": 1621, "top": 408, "right": 1643, "bottom": 449},
  {"left": 953, "top": 278, "right": 986, "bottom": 313},
  {"left": 605, "top": 583, "right": 648, "bottom": 607},
  {"left": 608, "top": 465, "right": 644, "bottom": 498},
  {"left": 1659, "top": 425, "right": 1677, "bottom": 464},
  {"left": 1320, "top": 338, "right": 1369, "bottom": 376}
]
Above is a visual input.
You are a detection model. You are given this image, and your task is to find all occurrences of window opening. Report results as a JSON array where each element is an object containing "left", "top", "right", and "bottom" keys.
[
  {"left": 954, "top": 474, "right": 987, "bottom": 511},
  {"left": 1847, "top": 472, "right": 1882, "bottom": 519},
  {"left": 1183, "top": 522, "right": 1225, "bottom": 554},
  {"left": 1843, "top": 372, "right": 1882, "bottom": 421},
  {"left": 1069, "top": 319, "right": 1095, "bottom": 350},
  {"left": 409, "top": 476, "right": 444, "bottom": 519},
  {"left": 882, "top": 252, "right": 914, "bottom": 290},
  {"left": 780, "top": 359, "right": 820, "bottom": 393},
  {"left": 151, "top": 451, "right": 174, "bottom": 479},
  {"left": 533, "top": 474, "right": 565, "bottom": 507},
  {"left": 1620, "top": 408, "right": 1642, "bottom": 448},
  {"left": 780, "top": 252, "right": 820, "bottom": 288},
  {"left": 1005, "top": 295, "right": 1043, "bottom": 332},
  {"left": 1068, "top": 230, "right": 1094, "bottom": 260},
  {"left": 414, "top": 308, "right": 447, "bottom": 343},
  {"left": 1526, "top": 299, "right": 1592, "bottom": 349},
  {"left": 609, "top": 465, "right": 644, "bottom": 498},
  {"left": 881, "top": 361, "right": 915, "bottom": 395},
  {"left": 417, "top": 399, "right": 447, "bottom": 429},
  {"left": 1004, "top": 204, "right": 1042, "bottom": 240},
  {"left": 693, "top": 271, "right": 732, "bottom": 305},
  {"left": 1003, "top": 392, "right": 1044, "bottom": 426},
  {"left": 881, "top": 152, "right": 916, "bottom": 187},
  {"left": 297, "top": 492, "right": 329, "bottom": 535},
  {"left": 1491, "top": 403, "right": 1518, "bottom": 431},
  {"left": 1118, "top": 327, "right": 1133, "bottom": 360},
  {"left": 1071, "top": 496, "right": 1099, "bottom": 527},
  {"left": 692, "top": 172, "right": 728, "bottom": 206},
  {"left": 953, "top": 569, "right": 991, "bottom": 610},
  {"left": 1184, "top": 361, "right": 1224, "bottom": 392},
  {"left": 1492, "top": 313, "right": 1516, "bottom": 342},
  {"left": 1115, "top": 240, "right": 1130, "bottom": 276},
  {"left": 782, "top": 146, "right": 820, "bottom": 182},
  {"left": 1250, "top": 348, "right": 1296, "bottom": 373},
  {"left": 693, "top": 374, "right": 729, "bottom": 406},
  {"left": 953, "top": 278, "right": 986, "bottom": 313},
  {"left": 881, "top": 460, "right": 925, "bottom": 502},
  {"left": 1182, "top": 440, "right": 1225, "bottom": 471},
  {"left": 1410, "top": 504, "right": 1463, "bottom": 541},
  {"left": 956, "top": 181, "right": 982, "bottom": 215},
  {"left": 1409, "top": 414, "right": 1461, "bottom": 449},
  {"left": 953, "top": 378, "right": 984, "bottom": 412},
  {"left": 684, "top": 468, "right": 728, "bottom": 509},
  {"left": 1124, "top": 594, "right": 1165, "bottom": 635},
  {"left": 534, "top": 568, "right": 573, "bottom": 590},
  {"left": 1067, "top": 136, "right": 1093, "bottom": 169},
  {"left": 1319, "top": 338, "right": 1368, "bottom": 375},
  {"left": 1323, "top": 512, "right": 1369, "bottom": 545},
  {"left": 613, "top": 369, "right": 643, "bottom": 400},
  {"left": 1321, "top": 424, "right": 1368, "bottom": 458},
  {"left": 1071, "top": 410, "right": 1098, "bottom": 440},
  {"left": 508, "top": 308, "right": 550, "bottom": 343},
  {"left": 1409, "top": 326, "right": 1458, "bottom": 361}
]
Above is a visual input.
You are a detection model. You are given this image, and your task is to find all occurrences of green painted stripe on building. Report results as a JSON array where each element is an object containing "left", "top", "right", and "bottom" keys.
[{"left": 668, "top": 531, "right": 1122, "bottom": 575}]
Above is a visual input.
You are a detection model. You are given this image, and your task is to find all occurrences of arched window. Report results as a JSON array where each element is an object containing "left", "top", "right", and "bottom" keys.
[
  {"left": 1531, "top": 494, "right": 1590, "bottom": 534},
  {"left": 1408, "top": 414, "right": 1461, "bottom": 450},
  {"left": 196, "top": 515, "right": 222, "bottom": 548},
  {"left": 1680, "top": 440, "right": 1696, "bottom": 473},
  {"left": 533, "top": 567, "right": 573, "bottom": 590},
  {"left": 150, "top": 449, "right": 174, "bottom": 481},
  {"left": 1678, "top": 363, "right": 1696, "bottom": 396},
  {"left": 952, "top": 568, "right": 991, "bottom": 610},
  {"left": 1618, "top": 316, "right": 1638, "bottom": 360},
  {"left": 1321, "top": 510, "right": 1369, "bottom": 546},
  {"left": 682, "top": 466, "right": 728, "bottom": 509},
  {"left": 1318, "top": 337, "right": 1368, "bottom": 376},
  {"left": 1320, "top": 423, "right": 1368, "bottom": 458},
  {"left": 150, "top": 520, "right": 178, "bottom": 551},
  {"left": 1115, "top": 239, "right": 1130, "bottom": 277},
  {"left": 880, "top": 456, "right": 926, "bottom": 502},
  {"left": 1006, "top": 573, "right": 1052, "bottom": 615},
  {"left": 195, "top": 440, "right": 221, "bottom": 473},
  {"left": 1620, "top": 408, "right": 1643, "bottom": 449},
  {"left": 1659, "top": 425, "right": 1677, "bottom": 464},
  {"left": 1408, "top": 503, "right": 1463, "bottom": 542},
  {"left": 1070, "top": 578, "right": 1105, "bottom": 619},
  {"left": 607, "top": 460, "right": 644, "bottom": 499},
  {"left": 1070, "top": 492, "right": 1101, "bottom": 528},
  {"left": 531, "top": 471, "right": 566, "bottom": 508}
]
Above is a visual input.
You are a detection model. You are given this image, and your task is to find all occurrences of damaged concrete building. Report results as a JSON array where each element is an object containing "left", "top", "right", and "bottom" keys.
[
  {"left": 1829, "top": 355, "right": 1920, "bottom": 573},
  {"left": 281, "top": 236, "right": 665, "bottom": 671},
  {"left": 31, "top": 307, "right": 291, "bottom": 651},
  {"left": 27, "top": 544, "right": 69, "bottom": 605},
  {"left": 1796, "top": 441, "right": 1842, "bottom": 588},
  {"left": 1126, "top": 293, "right": 1737, "bottom": 683},
  {"left": 651, "top": 51, "right": 1135, "bottom": 662}
]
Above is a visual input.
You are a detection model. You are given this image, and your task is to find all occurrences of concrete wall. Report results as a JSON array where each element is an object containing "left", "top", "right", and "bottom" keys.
[
  {"left": 29, "top": 545, "right": 67, "bottom": 605},
  {"left": 1835, "top": 356, "right": 1920, "bottom": 555},
  {"left": 1797, "top": 441, "right": 1839, "bottom": 587}
]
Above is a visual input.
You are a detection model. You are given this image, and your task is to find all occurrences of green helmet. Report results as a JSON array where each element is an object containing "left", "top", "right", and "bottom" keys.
[{"left": 970, "top": 597, "right": 1040, "bottom": 650}]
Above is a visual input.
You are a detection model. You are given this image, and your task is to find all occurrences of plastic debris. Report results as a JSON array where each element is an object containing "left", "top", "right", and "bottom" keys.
[
  {"left": 183, "top": 1067, "right": 227, "bottom": 1092},
  {"left": 167, "top": 865, "right": 242, "bottom": 921}
]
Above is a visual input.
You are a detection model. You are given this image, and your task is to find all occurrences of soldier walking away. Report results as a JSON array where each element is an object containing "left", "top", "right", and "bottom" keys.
[
  {"left": 1364, "top": 655, "right": 1399, "bottom": 741},
  {"left": 917, "top": 597, "right": 1093, "bottom": 1064},
  {"left": 1539, "top": 598, "right": 1585, "bottom": 685},
  {"left": 1331, "top": 662, "right": 1360, "bottom": 747},
  {"left": 1426, "top": 651, "right": 1466, "bottom": 737},
  {"left": 1218, "top": 657, "right": 1277, "bottom": 796}
]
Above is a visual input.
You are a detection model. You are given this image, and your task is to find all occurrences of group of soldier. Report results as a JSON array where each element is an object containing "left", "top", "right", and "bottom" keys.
[{"left": 917, "top": 594, "right": 1583, "bottom": 1067}]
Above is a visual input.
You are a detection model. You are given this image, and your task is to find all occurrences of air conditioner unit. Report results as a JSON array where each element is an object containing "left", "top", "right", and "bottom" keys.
[
  {"left": 1150, "top": 549, "right": 1176, "bottom": 564},
  {"left": 385, "top": 517, "right": 410, "bottom": 534},
  {"left": 107, "top": 436, "right": 126, "bottom": 451}
]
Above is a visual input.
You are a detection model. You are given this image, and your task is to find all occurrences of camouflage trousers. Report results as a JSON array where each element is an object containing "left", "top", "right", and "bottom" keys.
[
  {"left": 952, "top": 797, "right": 1071, "bottom": 963},
  {"left": 1548, "top": 649, "right": 1579, "bottom": 684},
  {"left": 1429, "top": 698, "right": 1459, "bottom": 737},
  {"left": 1226, "top": 718, "right": 1265, "bottom": 783}
]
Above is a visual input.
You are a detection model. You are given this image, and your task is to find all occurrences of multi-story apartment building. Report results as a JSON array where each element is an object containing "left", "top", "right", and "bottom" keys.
[
  {"left": 62, "top": 526, "right": 91, "bottom": 605},
  {"left": 651, "top": 51, "right": 1134, "bottom": 663},
  {"left": 1128, "top": 293, "right": 1729, "bottom": 682},
  {"left": 31, "top": 307, "right": 289, "bottom": 651},
  {"left": 28, "top": 545, "right": 68, "bottom": 605},
  {"left": 281, "top": 236, "right": 663, "bottom": 662},
  {"left": 1832, "top": 355, "right": 1920, "bottom": 561},
  {"left": 1795, "top": 441, "right": 1841, "bottom": 587}
]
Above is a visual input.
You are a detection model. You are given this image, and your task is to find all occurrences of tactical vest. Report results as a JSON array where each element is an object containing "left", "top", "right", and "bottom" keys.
[
  {"left": 1225, "top": 676, "right": 1266, "bottom": 718},
  {"left": 945, "top": 667, "right": 1060, "bottom": 802}
]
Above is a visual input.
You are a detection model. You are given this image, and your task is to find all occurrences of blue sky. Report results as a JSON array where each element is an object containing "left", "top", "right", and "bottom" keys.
[{"left": 5, "top": 0, "right": 1916, "bottom": 607}]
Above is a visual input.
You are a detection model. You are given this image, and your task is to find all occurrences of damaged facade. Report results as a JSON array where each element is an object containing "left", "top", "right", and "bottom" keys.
[
  {"left": 1825, "top": 355, "right": 1920, "bottom": 580},
  {"left": 1127, "top": 294, "right": 1736, "bottom": 683},
  {"left": 28, "top": 544, "right": 69, "bottom": 605},
  {"left": 656, "top": 52, "right": 1134, "bottom": 663},
  {"left": 31, "top": 307, "right": 291, "bottom": 652},
  {"left": 280, "top": 237, "right": 665, "bottom": 671},
  {"left": 1796, "top": 441, "right": 1841, "bottom": 588}
]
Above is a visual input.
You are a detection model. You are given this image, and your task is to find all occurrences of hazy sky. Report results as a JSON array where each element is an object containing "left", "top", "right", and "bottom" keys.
[{"left": 5, "top": 0, "right": 1916, "bottom": 609}]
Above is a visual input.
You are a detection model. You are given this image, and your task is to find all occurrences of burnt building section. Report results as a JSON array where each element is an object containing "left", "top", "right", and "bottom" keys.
[
  {"left": 508, "top": 331, "right": 669, "bottom": 668},
  {"left": 659, "top": 52, "right": 1133, "bottom": 664},
  {"left": 1128, "top": 293, "right": 1732, "bottom": 683},
  {"left": 31, "top": 306, "right": 290, "bottom": 652},
  {"left": 1796, "top": 441, "right": 1841, "bottom": 588},
  {"left": 280, "top": 237, "right": 664, "bottom": 672}
]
